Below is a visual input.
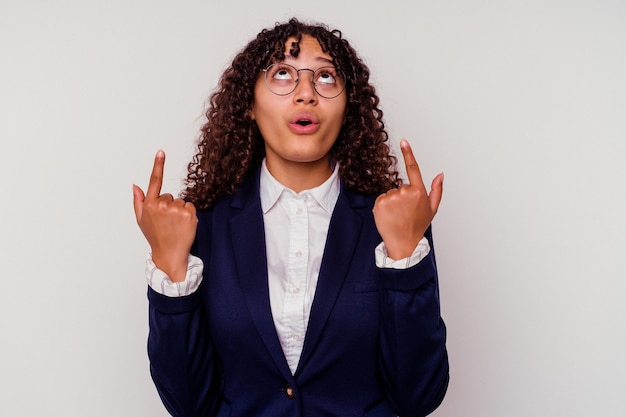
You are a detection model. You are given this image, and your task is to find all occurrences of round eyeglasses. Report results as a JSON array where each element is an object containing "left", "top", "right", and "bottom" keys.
[{"left": 262, "top": 63, "right": 346, "bottom": 99}]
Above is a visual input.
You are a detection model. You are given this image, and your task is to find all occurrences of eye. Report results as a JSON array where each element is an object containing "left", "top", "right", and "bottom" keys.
[
  {"left": 269, "top": 64, "right": 296, "bottom": 81},
  {"left": 315, "top": 68, "right": 338, "bottom": 84},
  {"left": 274, "top": 69, "right": 292, "bottom": 80}
]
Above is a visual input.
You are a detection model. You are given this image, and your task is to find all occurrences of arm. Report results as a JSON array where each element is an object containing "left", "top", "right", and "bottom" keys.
[
  {"left": 147, "top": 282, "right": 223, "bottom": 417},
  {"left": 378, "top": 228, "right": 449, "bottom": 416},
  {"left": 133, "top": 151, "right": 222, "bottom": 416},
  {"left": 373, "top": 140, "right": 449, "bottom": 415},
  {"left": 145, "top": 254, "right": 223, "bottom": 416}
]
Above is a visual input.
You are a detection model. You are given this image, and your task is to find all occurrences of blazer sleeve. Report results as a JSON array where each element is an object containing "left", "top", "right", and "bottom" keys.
[
  {"left": 146, "top": 217, "right": 222, "bottom": 417},
  {"left": 378, "top": 227, "right": 449, "bottom": 416}
]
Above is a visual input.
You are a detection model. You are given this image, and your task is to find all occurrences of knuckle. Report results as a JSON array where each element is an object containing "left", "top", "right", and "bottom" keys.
[
  {"left": 385, "top": 188, "right": 398, "bottom": 197},
  {"left": 143, "top": 199, "right": 158, "bottom": 211},
  {"left": 181, "top": 209, "right": 194, "bottom": 221}
]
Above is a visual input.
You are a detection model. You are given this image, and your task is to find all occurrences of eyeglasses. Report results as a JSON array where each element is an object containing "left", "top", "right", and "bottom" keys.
[{"left": 262, "top": 63, "right": 346, "bottom": 99}]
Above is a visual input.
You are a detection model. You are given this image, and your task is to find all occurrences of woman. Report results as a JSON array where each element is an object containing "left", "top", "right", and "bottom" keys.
[{"left": 133, "top": 18, "right": 448, "bottom": 417}]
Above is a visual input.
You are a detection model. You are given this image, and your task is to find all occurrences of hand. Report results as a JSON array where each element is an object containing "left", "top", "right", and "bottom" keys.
[
  {"left": 132, "top": 150, "right": 198, "bottom": 282},
  {"left": 373, "top": 139, "right": 443, "bottom": 259}
]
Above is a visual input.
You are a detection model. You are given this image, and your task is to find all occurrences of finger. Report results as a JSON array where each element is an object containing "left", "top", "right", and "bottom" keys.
[
  {"left": 400, "top": 139, "right": 424, "bottom": 186},
  {"left": 159, "top": 193, "right": 174, "bottom": 202},
  {"left": 132, "top": 184, "right": 146, "bottom": 223},
  {"left": 146, "top": 150, "right": 165, "bottom": 200},
  {"left": 175, "top": 198, "right": 198, "bottom": 219},
  {"left": 186, "top": 200, "right": 197, "bottom": 217},
  {"left": 429, "top": 172, "right": 444, "bottom": 214}
]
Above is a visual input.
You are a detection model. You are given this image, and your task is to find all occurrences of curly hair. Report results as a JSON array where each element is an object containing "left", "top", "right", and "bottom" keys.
[{"left": 183, "top": 18, "right": 401, "bottom": 209}]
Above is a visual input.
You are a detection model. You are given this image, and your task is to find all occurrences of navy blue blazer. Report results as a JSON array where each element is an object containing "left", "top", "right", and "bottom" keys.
[{"left": 147, "top": 169, "right": 449, "bottom": 417}]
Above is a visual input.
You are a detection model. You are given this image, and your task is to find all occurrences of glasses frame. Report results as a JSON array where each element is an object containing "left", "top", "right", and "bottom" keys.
[{"left": 261, "top": 62, "right": 346, "bottom": 99}]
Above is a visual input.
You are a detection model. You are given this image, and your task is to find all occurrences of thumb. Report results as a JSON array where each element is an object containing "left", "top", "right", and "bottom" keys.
[
  {"left": 132, "top": 184, "right": 146, "bottom": 223},
  {"left": 429, "top": 173, "right": 444, "bottom": 215}
]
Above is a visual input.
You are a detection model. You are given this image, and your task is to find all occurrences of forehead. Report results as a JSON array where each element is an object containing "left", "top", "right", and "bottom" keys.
[{"left": 283, "top": 35, "right": 332, "bottom": 62}]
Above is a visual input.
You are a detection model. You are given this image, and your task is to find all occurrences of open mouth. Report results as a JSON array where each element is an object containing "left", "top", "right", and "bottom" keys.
[{"left": 289, "top": 113, "right": 319, "bottom": 133}]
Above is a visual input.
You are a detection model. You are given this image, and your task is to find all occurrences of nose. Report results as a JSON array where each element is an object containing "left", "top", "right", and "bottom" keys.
[{"left": 293, "top": 69, "right": 317, "bottom": 104}]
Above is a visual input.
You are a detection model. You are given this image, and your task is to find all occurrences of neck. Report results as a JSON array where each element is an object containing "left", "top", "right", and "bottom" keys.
[{"left": 265, "top": 157, "right": 333, "bottom": 193}]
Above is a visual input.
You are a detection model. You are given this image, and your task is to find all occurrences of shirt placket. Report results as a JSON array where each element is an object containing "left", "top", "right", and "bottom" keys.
[{"left": 283, "top": 193, "right": 309, "bottom": 371}]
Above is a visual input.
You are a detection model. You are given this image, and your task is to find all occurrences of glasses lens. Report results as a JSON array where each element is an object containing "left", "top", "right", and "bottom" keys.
[
  {"left": 264, "top": 63, "right": 298, "bottom": 96},
  {"left": 313, "top": 67, "right": 345, "bottom": 99}
]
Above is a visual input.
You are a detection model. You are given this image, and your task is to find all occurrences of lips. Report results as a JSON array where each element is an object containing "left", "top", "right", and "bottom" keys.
[{"left": 289, "top": 112, "right": 320, "bottom": 134}]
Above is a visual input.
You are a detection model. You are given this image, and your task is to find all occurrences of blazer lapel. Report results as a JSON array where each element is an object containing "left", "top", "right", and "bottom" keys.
[
  {"left": 296, "top": 187, "right": 367, "bottom": 374},
  {"left": 229, "top": 172, "right": 294, "bottom": 380}
]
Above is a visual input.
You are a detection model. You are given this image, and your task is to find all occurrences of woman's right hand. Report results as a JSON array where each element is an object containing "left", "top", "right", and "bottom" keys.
[{"left": 132, "top": 150, "right": 198, "bottom": 282}]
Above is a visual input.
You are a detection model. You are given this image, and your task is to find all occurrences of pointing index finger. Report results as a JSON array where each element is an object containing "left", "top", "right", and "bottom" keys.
[
  {"left": 146, "top": 150, "right": 165, "bottom": 199},
  {"left": 400, "top": 139, "right": 424, "bottom": 186}
]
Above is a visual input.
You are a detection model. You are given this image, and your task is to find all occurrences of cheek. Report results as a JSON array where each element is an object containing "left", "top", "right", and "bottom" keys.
[
  {"left": 250, "top": 78, "right": 270, "bottom": 120},
  {"left": 335, "top": 95, "right": 348, "bottom": 119},
  {"left": 332, "top": 101, "right": 348, "bottom": 128}
]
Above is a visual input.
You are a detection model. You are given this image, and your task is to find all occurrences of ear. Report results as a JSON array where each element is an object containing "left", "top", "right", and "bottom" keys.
[{"left": 249, "top": 108, "right": 256, "bottom": 121}]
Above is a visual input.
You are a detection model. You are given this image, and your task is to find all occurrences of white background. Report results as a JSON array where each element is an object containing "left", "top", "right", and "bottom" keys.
[{"left": 1, "top": 1, "right": 625, "bottom": 416}]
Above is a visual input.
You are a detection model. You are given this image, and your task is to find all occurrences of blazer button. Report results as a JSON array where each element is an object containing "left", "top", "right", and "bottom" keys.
[{"left": 284, "top": 384, "right": 296, "bottom": 399}]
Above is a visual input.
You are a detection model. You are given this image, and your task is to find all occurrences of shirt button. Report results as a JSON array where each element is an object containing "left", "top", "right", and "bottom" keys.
[
  {"left": 296, "top": 208, "right": 302, "bottom": 215},
  {"left": 285, "top": 384, "right": 296, "bottom": 399},
  {"left": 295, "top": 250, "right": 302, "bottom": 257}
]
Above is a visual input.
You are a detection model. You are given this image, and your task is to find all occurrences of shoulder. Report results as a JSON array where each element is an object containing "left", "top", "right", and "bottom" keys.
[
  {"left": 339, "top": 182, "right": 379, "bottom": 212},
  {"left": 196, "top": 168, "right": 262, "bottom": 220}
]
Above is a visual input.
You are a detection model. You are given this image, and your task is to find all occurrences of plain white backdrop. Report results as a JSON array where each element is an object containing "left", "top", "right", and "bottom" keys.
[{"left": 1, "top": 1, "right": 625, "bottom": 416}]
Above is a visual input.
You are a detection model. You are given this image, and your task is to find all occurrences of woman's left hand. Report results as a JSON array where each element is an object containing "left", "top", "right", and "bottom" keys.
[{"left": 373, "top": 139, "right": 444, "bottom": 259}]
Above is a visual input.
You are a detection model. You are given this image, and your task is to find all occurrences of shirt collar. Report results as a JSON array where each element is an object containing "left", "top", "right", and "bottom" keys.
[{"left": 260, "top": 158, "right": 340, "bottom": 214}]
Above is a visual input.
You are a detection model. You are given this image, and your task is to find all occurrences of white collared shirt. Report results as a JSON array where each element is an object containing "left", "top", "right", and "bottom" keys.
[
  {"left": 146, "top": 159, "right": 430, "bottom": 374},
  {"left": 260, "top": 160, "right": 339, "bottom": 374}
]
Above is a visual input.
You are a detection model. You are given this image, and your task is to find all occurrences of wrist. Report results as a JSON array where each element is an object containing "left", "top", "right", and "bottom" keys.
[
  {"left": 383, "top": 236, "right": 423, "bottom": 260},
  {"left": 151, "top": 252, "right": 189, "bottom": 282}
]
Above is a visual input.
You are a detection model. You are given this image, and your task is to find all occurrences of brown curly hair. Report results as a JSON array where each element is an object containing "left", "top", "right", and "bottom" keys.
[{"left": 183, "top": 18, "right": 402, "bottom": 209}]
